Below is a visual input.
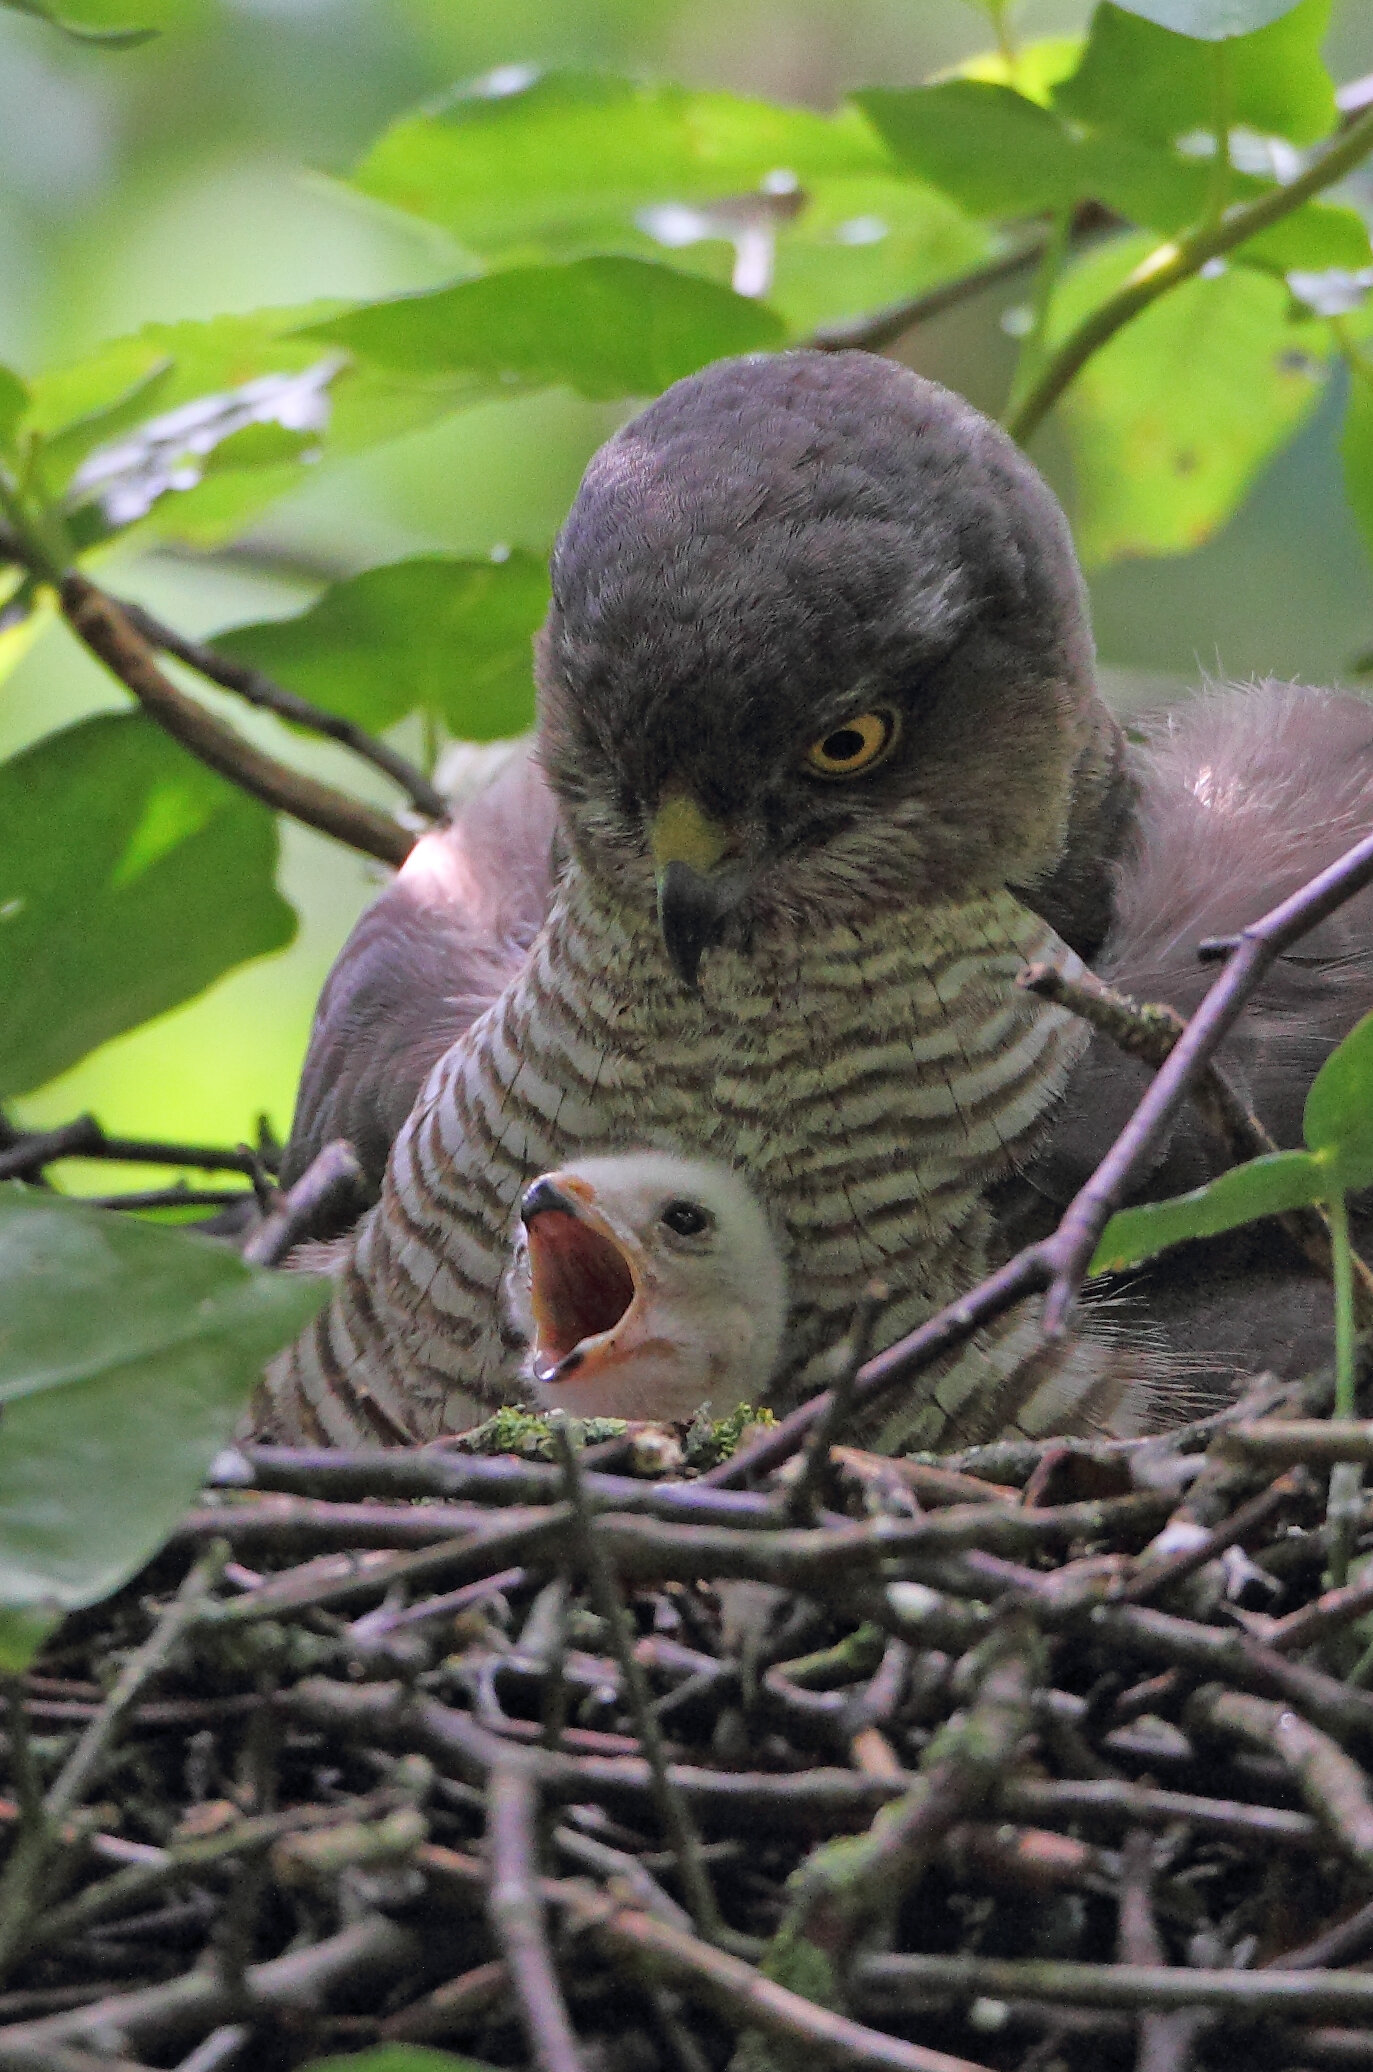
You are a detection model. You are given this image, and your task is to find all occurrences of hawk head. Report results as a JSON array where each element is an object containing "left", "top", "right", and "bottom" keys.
[{"left": 536, "top": 349, "right": 1127, "bottom": 987}]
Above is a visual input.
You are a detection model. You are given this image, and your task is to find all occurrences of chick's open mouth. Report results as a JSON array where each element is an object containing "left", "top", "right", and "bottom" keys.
[{"left": 525, "top": 1208, "right": 637, "bottom": 1378}]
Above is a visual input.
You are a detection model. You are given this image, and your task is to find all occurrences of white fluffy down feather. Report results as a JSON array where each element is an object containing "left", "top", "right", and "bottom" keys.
[{"left": 502, "top": 1150, "right": 787, "bottom": 1423}]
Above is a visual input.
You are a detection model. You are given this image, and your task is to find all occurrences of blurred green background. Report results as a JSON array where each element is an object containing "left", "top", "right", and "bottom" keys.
[{"left": 3, "top": 0, "right": 1372, "bottom": 1175}]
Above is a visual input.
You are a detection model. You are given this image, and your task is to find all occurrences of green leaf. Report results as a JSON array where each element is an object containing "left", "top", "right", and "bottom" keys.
[
  {"left": 0, "top": 1189, "right": 325, "bottom": 1671},
  {"left": 32, "top": 355, "right": 175, "bottom": 497},
  {"left": 0, "top": 713, "right": 297, "bottom": 1099},
  {"left": 1056, "top": 0, "right": 1336, "bottom": 149},
  {"left": 349, "top": 70, "right": 890, "bottom": 257},
  {"left": 1110, "top": 0, "right": 1307, "bottom": 37},
  {"left": 1303, "top": 1009, "right": 1373, "bottom": 1190},
  {"left": 344, "top": 69, "right": 992, "bottom": 343},
  {"left": 0, "top": 364, "right": 30, "bottom": 457},
  {"left": 952, "top": 37, "right": 1086, "bottom": 108},
  {"left": 0, "top": 0, "right": 156, "bottom": 46},
  {"left": 855, "top": 82, "right": 1084, "bottom": 217},
  {"left": 1052, "top": 235, "right": 1326, "bottom": 563},
  {"left": 1090, "top": 1146, "right": 1324, "bottom": 1274},
  {"left": 24, "top": 309, "right": 450, "bottom": 549},
  {"left": 1343, "top": 365, "right": 1373, "bottom": 566},
  {"left": 857, "top": 69, "right": 1365, "bottom": 271},
  {"left": 214, "top": 553, "right": 549, "bottom": 738},
  {"left": 305, "top": 257, "right": 786, "bottom": 401}
]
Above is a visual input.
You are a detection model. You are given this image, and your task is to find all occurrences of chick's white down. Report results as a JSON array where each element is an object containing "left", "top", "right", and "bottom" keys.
[{"left": 503, "top": 1150, "right": 788, "bottom": 1423}]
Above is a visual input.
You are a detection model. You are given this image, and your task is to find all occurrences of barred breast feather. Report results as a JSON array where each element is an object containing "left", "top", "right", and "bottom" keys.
[{"left": 262, "top": 862, "right": 1090, "bottom": 1448}]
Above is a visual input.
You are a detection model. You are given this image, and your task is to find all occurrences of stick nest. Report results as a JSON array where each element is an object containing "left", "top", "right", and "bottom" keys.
[{"left": 5, "top": 1382, "right": 1373, "bottom": 2072}]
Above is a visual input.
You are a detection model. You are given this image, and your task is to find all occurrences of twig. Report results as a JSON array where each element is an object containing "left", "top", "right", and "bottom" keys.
[
  {"left": 0, "top": 1119, "right": 278, "bottom": 1185},
  {"left": 1117, "top": 1828, "right": 1205, "bottom": 2072},
  {"left": 0, "top": 2045, "right": 158, "bottom": 2072},
  {"left": 553, "top": 1424, "right": 724, "bottom": 1943},
  {"left": 196, "top": 1505, "right": 565, "bottom": 1625},
  {"left": 116, "top": 596, "right": 447, "bottom": 822},
  {"left": 713, "top": 824, "right": 1373, "bottom": 1488},
  {"left": 1020, "top": 959, "right": 1373, "bottom": 1321},
  {"left": 21, "top": 1794, "right": 406, "bottom": 1958},
  {"left": 810, "top": 235, "right": 1051, "bottom": 352},
  {"left": 172, "top": 2028, "right": 251, "bottom": 2072},
  {"left": 84, "top": 1188, "right": 253, "bottom": 1213},
  {"left": 241, "top": 1139, "right": 363, "bottom": 1266},
  {"left": 58, "top": 575, "right": 414, "bottom": 867},
  {"left": 1115, "top": 1470, "right": 1308, "bottom": 1606},
  {"left": 854, "top": 1952, "right": 1373, "bottom": 2021},
  {"left": 0, "top": 1544, "right": 229, "bottom": 1984},
  {"left": 1220, "top": 1419, "right": 1373, "bottom": 1469},
  {"left": 380, "top": 1960, "right": 509, "bottom": 2043},
  {"left": 570, "top": 1885, "right": 997, "bottom": 2072},
  {"left": 486, "top": 1755, "right": 585, "bottom": 2072},
  {"left": 1090, "top": 1604, "right": 1373, "bottom": 1751},
  {"left": 287, "top": 1675, "right": 908, "bottom": 1832},
  {"left": 1268, "top": 1566, "right": 1373, "bottom": 1653},
  {"left": 759, "top": 1613, "right": 1040, "bottom": 1994},
  {"left": 786, "top": 1284, "right": 885, "bottom": 1524},
  {"left": 0, "top": 1913, "right": 419, "bottom": 2060},
  {"left": 1186, "top": 1683, "right": 1373, "bottom": 1876},
  {"left": 1268, "top": 1895, "right": 1373, "bottom": 1973},
  {"left": 1005, "top": 102, "right": 1373, "bottom": 443}
]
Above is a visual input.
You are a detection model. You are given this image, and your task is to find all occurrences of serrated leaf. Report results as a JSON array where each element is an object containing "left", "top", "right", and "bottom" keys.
[
  {"left": 214, "top": 553, "right": 549, "bottom": 738},
  {"left": 1056, "top": 0, "right": 1336, "bottom": 149},
  {"left": 305, "top": 257, "right": 786, "bottom": 401},
  {"left": 34, "top": 355, "right": 175, "bottom": 496},
  {"left": 1090, "top": 1146, "right": 1324, "bottom": 1274},
  {"left": 1343, "top": 365, "right": 1373, "bottom": 566},
  {"left": 24, "top": 310, "right": 450, "bottom": 550},
  {"left": 349, "top": 70, "right": 890, "bottom": 257},
  {"left": 1303, "top": 1009, "right": 1373, "bottom": 1190},
  {"left": 1111, "top": 0, "right": 1307, "bottom": 36},
  {"left": 344, "top": 69, "right": 991, "bottom": 342},
  {"left": 0, "top": 713, "right": 297, "bottom": 1099},
  {"left": 0, "top": 1189, "right": 325, "bottom": 1671},
  {"left": 0, "top": 364, "right": 30, "bottom": 456},
  {"left": 1052, "top": 234, "right": 1326, "bottom": 563}
]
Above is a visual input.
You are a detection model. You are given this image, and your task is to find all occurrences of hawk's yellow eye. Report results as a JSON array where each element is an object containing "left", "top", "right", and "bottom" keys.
[{"left": 804, "top": 708, "right": 899, "bottom": 779}]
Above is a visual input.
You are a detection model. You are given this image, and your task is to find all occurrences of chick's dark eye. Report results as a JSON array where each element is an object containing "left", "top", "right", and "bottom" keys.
[{"left": 660, "top": 1199, "right": 713, "bottom": 1238}]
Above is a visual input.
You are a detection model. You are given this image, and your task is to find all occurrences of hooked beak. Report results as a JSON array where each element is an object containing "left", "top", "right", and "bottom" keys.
[
  {"left": 649, "top": 793, "right": 745, "bottom": 991},
  {"left": 520, "top": 1174, "right": 647, "bottom": 1388}
]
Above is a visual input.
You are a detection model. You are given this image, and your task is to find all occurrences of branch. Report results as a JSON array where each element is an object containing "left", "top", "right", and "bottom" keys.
[
  {"left": 115, "top": 596, "right": 448, "bottom": 823},
  {"left": 553, "top": 1425, "right": 724, "bottom": 1944},
  {"left": 0, "top": 1117, "right": 278, "bottom": 1184},
  {"left": 711, "top": 823, "right": 1373, "bottom": 1489},
  {"left": 1020, "top": 958, "right": 1373, "bottom": 1324},
  {"left": 486, "top": 1756, "right": 585, "bottom": 2072},
  {"left": 1005, "top": 100, "right": 1373, "bottom": 444},
  {"left": 810, "top": 235, "right": 1050, "bottom": 352},
  {"left": 58, "top": 576, "right": 415, "bottom": 867},
  {"left": 241, "top": 1138, "right": 362, "bottom": 1266}
]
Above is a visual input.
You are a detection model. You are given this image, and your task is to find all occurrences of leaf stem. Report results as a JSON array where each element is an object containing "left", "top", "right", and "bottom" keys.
[
  {"left": 1326, "top": 1192, "right": 1361, "bottom": 1591},
  {"left": 1203, "top": 40, "right": 1234, "bottom": 234},
  {"left": 1006, "top": 208, "right": 1074, "bottom": 423},
  {"left": 1331, "top": 1191, "right": 1357, "bottom": 1421},
  {"left": 1005, "top": 100, "right": 1373, "bottom": 446}
]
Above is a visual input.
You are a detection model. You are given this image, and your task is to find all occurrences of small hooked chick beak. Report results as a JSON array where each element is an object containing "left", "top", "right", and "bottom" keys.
[
  {"left": 649, "top": 792, "right": 746, "bottom": 991},
  {"left": 519, "top": 1173, "right": 645, "bottom": 1388}
]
